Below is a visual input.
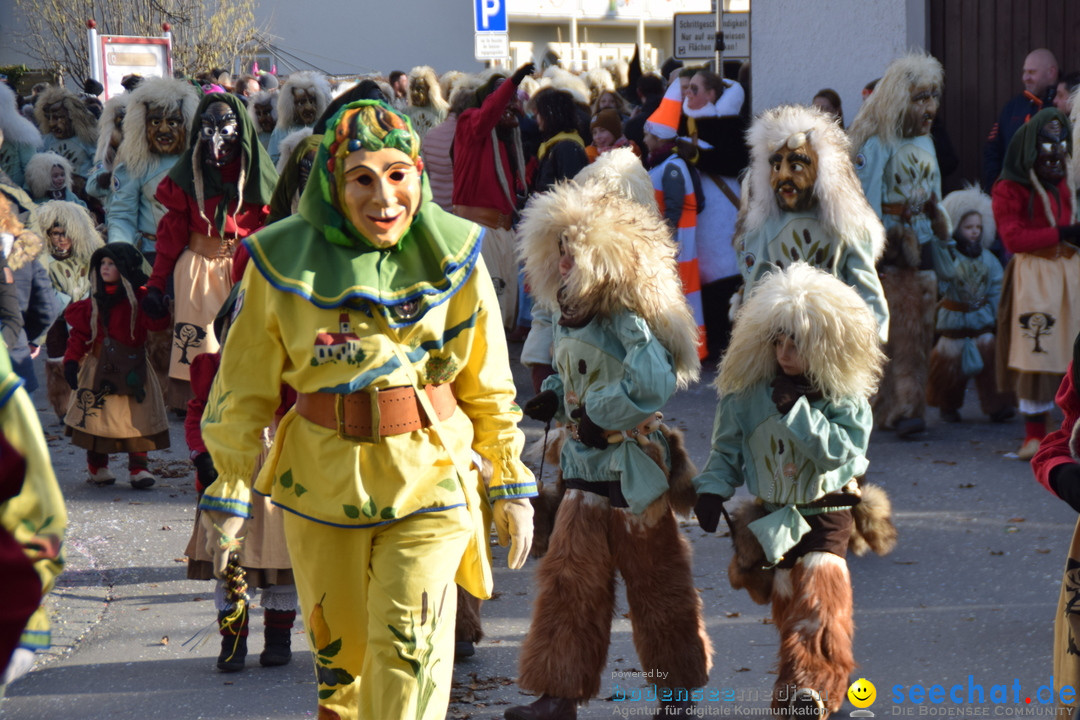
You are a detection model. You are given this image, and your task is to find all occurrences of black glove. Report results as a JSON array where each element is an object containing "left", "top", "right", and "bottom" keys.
[
  {"left": 510, "top": 62, "right": 536, "bottom": 87},
  {"left": 141, "top": 286, "right": 169, "bottom": 319},
  {"left": 523, "top": 389, "right": 558, "bottom": 423},
  {"left": 771, "top": 373, "right": 806, "bottom": 415},
  {"left": 570, "top": 404, "right": 608, "bottom": 450},
  {"left": 64, "top": 360, "right": 80, "bottom": 390},
  {"left": 1060, "top": 224, "right": 1080, "bottom": 244},
  {"left": 1050, "top": 463, "right": 1080, "bottom": 513},
  {"left": 193, "top": 452, "right": 218, "bottom": 490},
  {"left": 694, "top": 493, "right": 725, "bottom": 533}
]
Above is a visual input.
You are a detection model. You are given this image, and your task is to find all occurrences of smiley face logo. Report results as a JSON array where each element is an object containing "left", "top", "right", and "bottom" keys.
[{"left": 848, "top": 678, "right": 876, "bottom": 708}]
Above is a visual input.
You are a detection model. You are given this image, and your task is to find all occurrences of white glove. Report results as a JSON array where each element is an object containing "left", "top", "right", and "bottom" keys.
[
  {"left": 493, "top": 498, "right": 534, "bottom": 570},
  {"left": 200, "top": 510, "right": 245, "bottom": 579}
]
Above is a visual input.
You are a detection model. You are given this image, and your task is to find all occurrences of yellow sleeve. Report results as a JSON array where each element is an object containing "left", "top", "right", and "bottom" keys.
[
  {"left": 452, "top": 259, "right": 537, "bottom": 502},
  {"left": 1, "top": 386, "right": 68, "bottom": 650},
  {"left": 199, "top": 267, "right": 286, "bottom": 518}
]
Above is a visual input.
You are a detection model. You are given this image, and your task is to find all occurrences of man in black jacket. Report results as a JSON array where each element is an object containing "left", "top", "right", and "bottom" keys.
[{"left": 982, "top": 48, "right": 1058, "bottom": 191}]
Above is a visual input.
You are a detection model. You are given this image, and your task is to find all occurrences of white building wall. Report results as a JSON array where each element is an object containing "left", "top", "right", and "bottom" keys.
[
  {"left": 750, "top": 0, "right": 928, "bottom": 120},
  {"left": 254, "top": 1, "right": 482, "bottom": 76}
]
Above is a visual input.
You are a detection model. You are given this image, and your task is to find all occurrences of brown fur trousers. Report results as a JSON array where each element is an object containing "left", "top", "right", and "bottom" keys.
[
  {"left": 926, "top": 334, "right": 1014, "bottom": 417},
  {"left": 516, "top": 490, "right": 713, "bottom": 701},
  {"left": 874, "top": 265, "right": 936, "bottom": 428},
  {"left": 770, "top": 553, "right": 855, "bottom": 714}
]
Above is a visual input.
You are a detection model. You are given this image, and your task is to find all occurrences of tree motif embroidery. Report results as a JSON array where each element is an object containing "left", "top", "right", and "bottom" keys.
[
  {"left": 72, "top": 387, "right": 107, "bottom": 428},
  {"left": 1018, "top": 312, "right": 1055, "bottom": 354},
  {"left": 174, "top": 323, "right": 207, "bottom": 364}
]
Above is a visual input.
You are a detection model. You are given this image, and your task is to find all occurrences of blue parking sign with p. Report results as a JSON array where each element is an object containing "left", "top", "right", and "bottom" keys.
[{"left": 474, "top": 0, "right": 507, "bottom": 32}]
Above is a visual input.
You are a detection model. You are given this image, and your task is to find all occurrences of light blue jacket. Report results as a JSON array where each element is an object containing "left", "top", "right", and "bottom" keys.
[{"left": 694, "top": 380, "right": 872, "bottom": 563}]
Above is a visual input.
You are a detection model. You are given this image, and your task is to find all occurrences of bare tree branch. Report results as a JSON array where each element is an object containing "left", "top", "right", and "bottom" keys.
[{"left": 11, "top": 0, "right": 266, "bottom": 82}]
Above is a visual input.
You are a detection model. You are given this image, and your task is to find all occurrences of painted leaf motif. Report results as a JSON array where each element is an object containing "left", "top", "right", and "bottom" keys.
[
  {"left": 318, "top": 689, "right": 336, "bottom": 700},
  {"left": 294, "top": 484, "right": 308, "bottom": 497},
  {"left": 380, "top": 507, "right": 397, "bottom": 520},
  {"left": 279, "top": 470, "right": 293, "bottom": 488},
  {"left": 343, "top": 504, "right": 360, "bottom": 519},
  {"left": 437, "top": 478, "right": 457, "bottom": 491},
  {"left": 362, "top": 498, "right": 377, "bottom": 518},
  {"left": 320, "top": 638, "right": 342, "bottom": 657}
]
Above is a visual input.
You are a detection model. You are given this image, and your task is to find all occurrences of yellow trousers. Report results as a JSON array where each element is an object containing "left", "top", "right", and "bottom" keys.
[{"left": 284, "top": 506, "right": 472, "bottom": 720}]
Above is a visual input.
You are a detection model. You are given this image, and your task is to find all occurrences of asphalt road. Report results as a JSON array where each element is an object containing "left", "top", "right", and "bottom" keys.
[{"left": 1, "top": 348, "right": 1074, "bottom": 720}]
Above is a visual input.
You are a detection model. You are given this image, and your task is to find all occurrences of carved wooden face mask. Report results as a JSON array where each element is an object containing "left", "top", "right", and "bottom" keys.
[
  {"left": 146, "top": 104, "right": 186, "bottom": 155},
  {"left": 902, "top": 84, "right": 940, "bottom": 137},
  {"left": 44, "top": 101, "right": 73, "bottom": 139},
  {"left": 769, "top": 134, "right": 818, "bottom": 213}
]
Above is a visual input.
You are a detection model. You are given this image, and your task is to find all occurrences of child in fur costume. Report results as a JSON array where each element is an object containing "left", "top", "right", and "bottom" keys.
[
  {"left": 34, "top": 85, "right": 98, "bottom": 182},
  {"left": 1032, "top": 333, "right": 1080, "bottom": 712},
  {"left": 403, "top": 65, "right": 448, "bottom": 143},
  {"left": 63, "top": 243, "right": 170, "bottom": 488},
  {"left": 24, "top": 153, "right": 87, "bottom": 209},
  {"left": 734, "top": 104, "right": 888, "bottom": 341},
  {"left": 508, "top": 179, "right": 711, "bottom": 720},
  {"left": 31, "top": 200, "right": 103, "bottom": 420},
  {"left": 85, "top": 93, "right": 129, "bottom": 203},
  {"left": 694, "top": 262, "right": 886, "bottom": 718},
  {"left": 926, "top": 186, "right": 1015, "bottom": 424},
  {"left": 267, "top": 71, "right": 331, "bottom": 164},
  {"left": 849, "top": 52, "right": 948, "bottom": 439}
]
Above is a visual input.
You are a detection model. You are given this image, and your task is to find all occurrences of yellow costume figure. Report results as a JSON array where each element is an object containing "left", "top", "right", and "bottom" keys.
[
  {"left": 0, "top": 341, "right": 67, "bottom": 688},
  {"left": 199, "top": 100, "right": 535, "bottom": 720}
]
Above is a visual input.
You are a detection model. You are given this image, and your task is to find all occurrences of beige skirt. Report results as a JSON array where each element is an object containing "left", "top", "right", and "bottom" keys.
[
  {"left": 64, "top": 353, "right": 170, "bottom": 453},
  {"left": 185, "top": 498, "right": 294, "bottom": 587},
  {"left": 997, "top": 251, "right": 1080, "bottom": 403},
  {"left": 185, "top": 426, "right": 293, "bottom": 586},
  {"left": 169, "top": 248, "right": 233, "bottom": 382}
]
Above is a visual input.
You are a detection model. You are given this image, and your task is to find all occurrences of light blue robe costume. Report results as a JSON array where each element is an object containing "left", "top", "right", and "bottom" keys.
[
  {"left": 541, "top": 308, "right": 676, "bottom": 515},
  {"left": 929, "top": 237, "right": 1003, "bottom": 374},
  {"left": 930, "top": 238, "right": 1002, "bottom": 333},
  {"left": 0, "top": 142, "right": 39, "bottom": 189},
  {"left": 736, "top": 210, "right": 890, "bottom": 342},
  {"left": 42, "top": 135, "right": 96, "bottom": 180},
  {"left": 84, "top": 160, "right": 113, "bottom": 202},
  {"left": 854, "top": 134, "right": 941, "bottom": 245},
  {"left": 105, "top": 155, "right": 180, "bottom": 255},
  {"left": 267, "top": 124, "right": 309, "bottom": 165},
  {"left": 694, "top": 381, "right": 872, "bottom": 564}
]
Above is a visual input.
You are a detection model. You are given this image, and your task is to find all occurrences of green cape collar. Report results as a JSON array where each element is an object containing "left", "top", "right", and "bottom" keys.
[{"left": 244, "top": 199, "right": 483, "bottom": 326}]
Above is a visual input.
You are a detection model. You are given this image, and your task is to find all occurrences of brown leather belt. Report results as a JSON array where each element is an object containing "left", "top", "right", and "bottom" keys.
[
  {"left": 941, "top": 298, "right": 987, "bottom": 313},
  {"left": 881, "top": 201, "right": 929, "bottom": 219},
  {"left": 189, "top": 231, "right": 238, "bottom": 259},
  {"left": 295, "top": 384, "right": 456, "bottom": 442},
  {"left": 1026, "top": 243, "right": 1077, "bottom": 260},
  {"left": 453, "top": 204, "right": 513, "bottom": 231},
  {"left": 940, "top": 327, "right": 993, "bottom": 339}
]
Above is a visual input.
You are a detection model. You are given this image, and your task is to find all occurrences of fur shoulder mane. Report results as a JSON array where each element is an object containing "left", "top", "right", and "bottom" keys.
[
  {"left": 518, "top": 180, "right": 700, "bottom": 388},
  {"left": 744, "top": 104, "right": 885, "bottom": 261},
  {"left": 847, "top": 51, "right": 943, "bottom": 153}
]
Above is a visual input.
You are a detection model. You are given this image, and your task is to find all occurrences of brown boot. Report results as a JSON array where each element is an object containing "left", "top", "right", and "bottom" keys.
[{"left": 504, "top": 694, "right": 577, "bottom": 720}]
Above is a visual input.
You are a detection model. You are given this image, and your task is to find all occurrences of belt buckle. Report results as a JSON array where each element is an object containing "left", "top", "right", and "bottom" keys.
[{"left": 335, "top": 388, "right": 381, "bottom": 443}]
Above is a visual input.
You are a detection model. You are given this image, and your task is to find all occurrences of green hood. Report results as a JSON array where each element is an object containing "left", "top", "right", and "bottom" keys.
[
  {"left": 1000, "top": 107, "right": 1072, "bottom": 186},
  {"left": 267, "top": 132, "right": 323, "bottom": 224},
  {"left": 167, "top": 92, "right": 278, "bottom": 233},
  {"left": 245, "top": 100, "right": 482, "bottom": 326}
]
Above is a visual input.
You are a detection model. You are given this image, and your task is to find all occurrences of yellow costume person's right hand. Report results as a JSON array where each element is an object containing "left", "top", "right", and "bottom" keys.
[
  {"left": 493, "top": 498, "right": 533, "bottom": 569},
  {"left": 200, "top": 510, "right": 245, "bottom": 578}
]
